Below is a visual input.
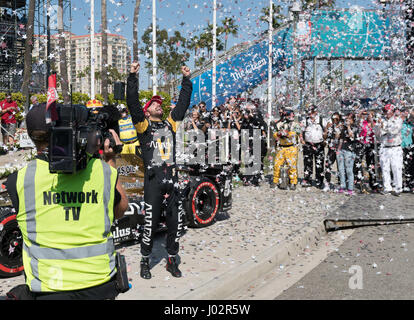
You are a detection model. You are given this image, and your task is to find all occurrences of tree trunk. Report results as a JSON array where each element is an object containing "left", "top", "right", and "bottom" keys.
[
  {"left": 21, "top": 0, "right": 36, "bottom": 112},
  {"left": 58, "top": 0, "right": 70, "bottom": 104},
  {"left": 101, "top": 0, "right": 108, "bottom": 104},
  {"left": 132, "top": 0, "right": 141, "bottom": 62}
]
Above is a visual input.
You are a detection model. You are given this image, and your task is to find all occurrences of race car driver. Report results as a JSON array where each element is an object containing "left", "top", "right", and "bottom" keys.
[
  {"left": 126, "top": 62, "right": 192, "bottom": 280},
  {"left": 271, "top": 109, "right": 302, "bottom": 190}
]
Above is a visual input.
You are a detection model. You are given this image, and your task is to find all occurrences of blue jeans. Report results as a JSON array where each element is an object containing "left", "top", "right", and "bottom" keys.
[{"left": 337, "top": 150, "right": 356, "bottom": 191}]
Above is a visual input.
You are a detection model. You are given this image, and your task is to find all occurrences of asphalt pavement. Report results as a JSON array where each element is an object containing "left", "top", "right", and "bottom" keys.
[{"left": 277, "top": 223, "right": 414, "bottom": 300}]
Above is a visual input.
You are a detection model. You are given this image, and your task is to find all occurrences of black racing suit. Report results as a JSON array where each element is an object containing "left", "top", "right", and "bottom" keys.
[{"left": 126, "top": 73, "right": 192, "bottom": 257}]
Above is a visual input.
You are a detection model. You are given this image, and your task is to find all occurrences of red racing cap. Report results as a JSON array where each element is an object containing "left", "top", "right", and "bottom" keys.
[
  {"left": 383, "top": 103, "right": 395, "bottom": 112},
  {"left": 143, "top": 95, "right": 163, "bottom": 113}
]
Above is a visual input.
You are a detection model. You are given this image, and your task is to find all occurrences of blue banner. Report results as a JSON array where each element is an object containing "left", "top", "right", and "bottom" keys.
[{"left": 190, "top": 26, "right": 293, "bottom": 110}]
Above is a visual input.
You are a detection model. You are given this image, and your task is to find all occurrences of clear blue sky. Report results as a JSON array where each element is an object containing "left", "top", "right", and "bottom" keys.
[{"left": 65, "top": 0, "right": 408, "bottom": 89}]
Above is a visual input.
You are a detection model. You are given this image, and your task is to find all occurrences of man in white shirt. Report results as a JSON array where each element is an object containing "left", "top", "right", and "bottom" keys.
[
  {"left": 300, "top": 105, "right": 326, "bottom": 189},
  {"left": 375, "top": 103, "right": 404, "bottom": 196}
]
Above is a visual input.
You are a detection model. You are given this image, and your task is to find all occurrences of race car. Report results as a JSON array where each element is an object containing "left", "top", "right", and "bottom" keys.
[{"left": 0, "top": 145, "right": 233, "bottom": 277}]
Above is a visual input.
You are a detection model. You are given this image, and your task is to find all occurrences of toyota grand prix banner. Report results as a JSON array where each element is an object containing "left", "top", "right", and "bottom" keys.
[{"left": 190, "top": 26, "right": 294, "bottom": 110}]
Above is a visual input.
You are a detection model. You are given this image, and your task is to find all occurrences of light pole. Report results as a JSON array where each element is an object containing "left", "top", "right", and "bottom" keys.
[
  {"left": 152, "top": 0, "right": 157, "bottom": 96},
  {"left": 289, "top": 1, "right": 301, "bottom": 109},
  {"left": 90, "top": 0, "right": 95, "bottom": 99},
  {"left": 267, "top": 0, "right": 273, "bottom": 147},
  {"left": 212, "top": 0, "right": 217, "bottom": 110}
]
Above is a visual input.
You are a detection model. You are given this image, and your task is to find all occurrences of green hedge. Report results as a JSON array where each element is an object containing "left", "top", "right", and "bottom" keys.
[{"left": 0, "top": 90, "right": 172, "bottom": 122}]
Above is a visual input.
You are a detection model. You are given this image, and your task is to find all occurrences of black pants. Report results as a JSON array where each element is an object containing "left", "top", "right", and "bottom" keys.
[
  {"left": 354, "top": 144, "right": 378, "bottom": 189},
  {"left": 141, "top": 166, "right": 184, "bottom": 257},
  {"left": 403, "top": 146, "right": 414, "bottom": 189},
  {"left": 303, "top": 142, "right": 325, "bottom": 187},
  {"left": 324, "top": 148, "right": 337, "bottom": 184},
  {"left": 241, "top": 138, "right": 267, "bottom": 186},
  {"left": 7, "top": 276, "right": 119, "bottom": 300}
]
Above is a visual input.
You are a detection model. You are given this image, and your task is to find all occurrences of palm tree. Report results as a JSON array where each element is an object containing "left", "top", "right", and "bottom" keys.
[
  {"left": 21, "top": 0, "right": 36, "bottom": 111},
  {"left": 101, "top": 0, "right": 108, "bottom": 104},
  {"left": 187, "top": 35, "right": 201, "bottom": 56},
  {"left": 132, "top": 0, "right": 141, "bottom": 62},
  {"left": 220, "top": 17, "right": 238, "bottom": 51},
  {"left": 200, "top": 24, "right": 224, "bottom": 59},
  {"left": 58, "top": 0, "right": 70, "bottom": 104},
  {"left": 259, "top": 3, "right": 285, "bottom": 30}
]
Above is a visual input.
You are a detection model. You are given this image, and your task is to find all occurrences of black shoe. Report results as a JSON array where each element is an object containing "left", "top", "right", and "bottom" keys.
[
  {"left": 289, "top": 184, "right": 296, "bottom": 191},
  {"left": 166, "top": 256, "right": 182, "bottom": 278},
  {"left": 140, "top": 257, "right": 152, "bottom": 280},
  {"left": 270, "top": 182, "right": 276, "bottom": 189}
]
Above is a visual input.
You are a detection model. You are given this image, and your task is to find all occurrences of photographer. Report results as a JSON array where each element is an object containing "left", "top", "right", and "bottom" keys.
[
  {"left": 240, "top": 101, "right": 268, "bottom": 187},
  {"left": 5, "top": 103, "right": 128, "bottom": 300},
  {"left": 126, "top": 62, "right": 192, "bottom": 280}
]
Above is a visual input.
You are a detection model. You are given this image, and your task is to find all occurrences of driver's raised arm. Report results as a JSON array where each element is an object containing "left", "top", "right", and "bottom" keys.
[
  {"left": 127, "top": 62, "right": 149, "bottom": 134},
  {"left": 167, "top": 66, "right": 193, "bottom": 131}
]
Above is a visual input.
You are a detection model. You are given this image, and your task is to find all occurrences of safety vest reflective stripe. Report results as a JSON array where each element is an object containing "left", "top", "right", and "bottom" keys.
[
  {"left": 24, "top": 161, "right": 37, "bottom": 246},
  {"left": 102, "top": 161, "right": 112, "bottom": 238},
  {"left": 20, "top": 159, "right": 116, "bottom": 292},
  {"left": 24, "top": 240, "right": 115, "bottom": 260}
]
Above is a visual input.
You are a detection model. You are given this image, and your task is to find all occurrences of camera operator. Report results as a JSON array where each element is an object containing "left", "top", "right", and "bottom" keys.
[
  {"left": 126, "top": 62, "right": 192, "bottom": 280},
  {"left": 5, "top": 103, "right": 128, "bottom": 300}
]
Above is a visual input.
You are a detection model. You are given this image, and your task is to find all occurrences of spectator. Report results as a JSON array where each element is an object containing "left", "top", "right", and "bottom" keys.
[
  {"left": 210, "top": 106, "right": 222, "bottom": 129},
  {"left": 29, "top": 95, "right": 39, "bottom": 111},
  {"left": 401, "top": 108, "right": 414, "bottom": 193},
  {"left": 240, "top": 100, "right": 267, "bottom": 186},
  {"left": 0, "top": 93, "right": 19, "bottom": 145},
  {"left": 227, "top": 106, "right": 243, "bottom": 131},
  {"left": 376, "top": 103, "right": 404, "bottom": 196},
  {"left": 301, "top": 105, "right": 326, "bottom": 189},
  {"left": 185, "top": 109, "right": 207, "bottom": 132},
  {"left": 337, "top": 112, "right": 358, "bottom": 195},
  {"left": 323, "top": 112, "right": 343, "bottom": 192},
  {"left": 353, "top": 110, "right": 366, "bottom": 192},
  {"left": 227, "top": 105, "right": 243, "bottom": 179},
  {"left": 198, "top": 101, "right": 210, "bottom": 124},
  {"left": 358, "top": 110, "right": 380, "bottom": 192}
]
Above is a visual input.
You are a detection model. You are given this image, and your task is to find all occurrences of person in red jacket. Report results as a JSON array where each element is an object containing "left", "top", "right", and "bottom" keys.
[{"left": 0, "top": 93, "right": 19, "bottom": 145}]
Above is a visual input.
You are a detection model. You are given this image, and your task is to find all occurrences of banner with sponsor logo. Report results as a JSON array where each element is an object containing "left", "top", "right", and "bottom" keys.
[{"left": 189, "top": 9, "right": 392, "bottom": 110}]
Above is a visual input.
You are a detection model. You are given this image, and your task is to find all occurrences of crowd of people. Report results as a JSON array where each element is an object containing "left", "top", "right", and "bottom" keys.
[
  {"left": 273, "top": 101, "right": 413, "bottom": 196},
  {"left": 183, "top": 97, "right": 414, "bottom": 197},
  {"left": 183, "top": 97, "right": 268, "bottom": 186}
]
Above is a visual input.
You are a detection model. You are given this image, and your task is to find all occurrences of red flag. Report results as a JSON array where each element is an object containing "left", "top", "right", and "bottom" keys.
[{"left": 46, "top": 73, "right": 58, "bottom": 123}]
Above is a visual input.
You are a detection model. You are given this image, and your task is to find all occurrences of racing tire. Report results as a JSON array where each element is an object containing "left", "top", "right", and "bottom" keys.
[
  {"left": 0, "top": 207, "right": 23, "bottom": 277},
  {"left": 185, "top": 178, "right": 220, "bottom": 228}
]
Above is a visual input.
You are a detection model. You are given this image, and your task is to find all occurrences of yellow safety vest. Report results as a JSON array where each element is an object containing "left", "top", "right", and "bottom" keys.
[
  {"left": 119, "top": 115, "right": 138, "bottom": 144},
  {"left": 16, "top": 158, "right": 118, "bottom": 292}
]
